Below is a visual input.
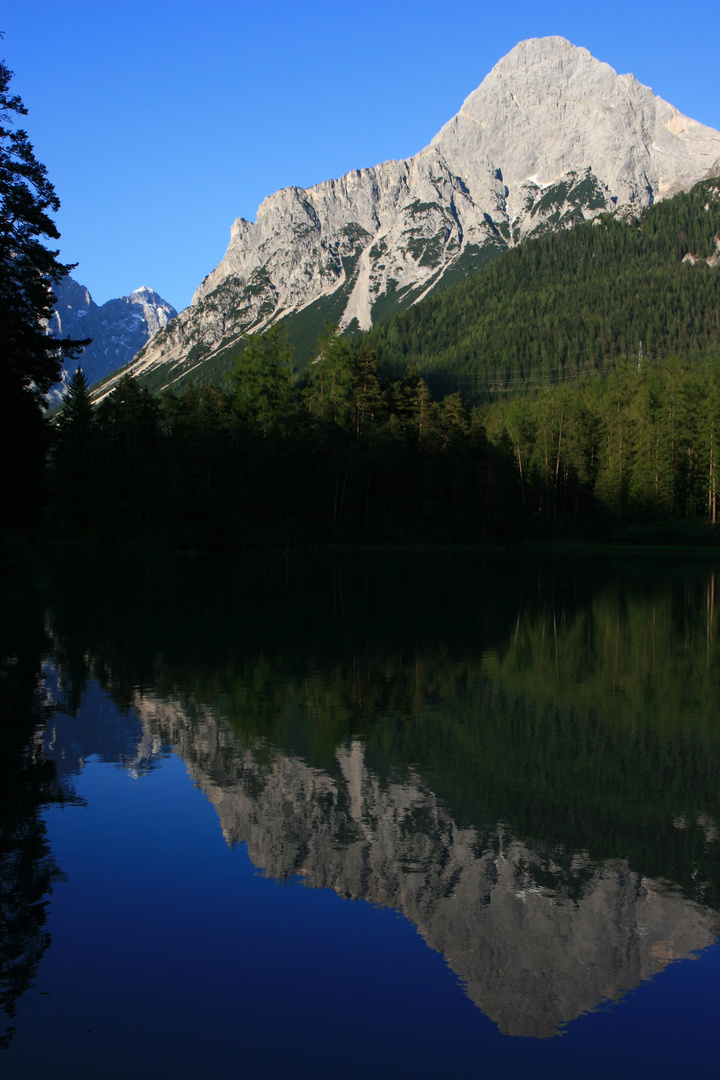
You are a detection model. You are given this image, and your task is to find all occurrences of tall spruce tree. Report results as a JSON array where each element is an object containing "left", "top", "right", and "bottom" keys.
[
  {"left": 303, "top": 326, "right": 355, "bottom": 430},
  {"left": 227, "top": 326, "right": 295, "bottom": 437},
  {"left": 53, "top": 368, "right": 95, "bottom": 536},
  {"left": 0, "top": 53, "right": 88, "bottom": 534}
]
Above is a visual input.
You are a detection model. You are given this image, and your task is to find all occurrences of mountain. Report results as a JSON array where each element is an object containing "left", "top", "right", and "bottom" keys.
[
  {"left": 93, "top": 35, "right": 720, "bottom": 399},
  {"left": 46, "top": 276, "right": 177, "bottom": 404}
]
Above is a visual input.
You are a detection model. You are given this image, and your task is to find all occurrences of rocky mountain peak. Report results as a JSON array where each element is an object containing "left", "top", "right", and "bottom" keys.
[
  {"left": 433, "top": 36, "right": 720, "bottom": 209},
  {"left": 94, "top": 36, "right": 720, "bottom": 399},
  {"left": 48, "top": 277, "right": 177, "bottom": 404}
]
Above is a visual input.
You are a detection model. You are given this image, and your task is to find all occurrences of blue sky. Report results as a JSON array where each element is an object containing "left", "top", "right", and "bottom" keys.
[{"left": 2, "top": 0, "right": 719, "bottom": 312}]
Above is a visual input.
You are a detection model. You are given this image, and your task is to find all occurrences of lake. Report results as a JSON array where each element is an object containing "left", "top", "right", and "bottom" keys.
[{"left": 1, "top": 549, "right": 719, "bottom": 1078}]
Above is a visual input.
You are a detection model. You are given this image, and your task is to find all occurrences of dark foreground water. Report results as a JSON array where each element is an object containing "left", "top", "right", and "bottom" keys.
[{"left": 1, "top": 549, "right": 719, "bottom": 1078}]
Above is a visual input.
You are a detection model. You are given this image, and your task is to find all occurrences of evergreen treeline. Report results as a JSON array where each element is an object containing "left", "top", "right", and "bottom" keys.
[
  {"left": 50, "top": 334, "right": 720, "bottom": 547},
  {"left": 482, "top": 353, "right": 720, "bottom": 539},
  {"left": 369, "top": 178, "right": 720, "bottom": 397},
  {"left": 49, "top": 330, "right": 513, "bottom": 548}
]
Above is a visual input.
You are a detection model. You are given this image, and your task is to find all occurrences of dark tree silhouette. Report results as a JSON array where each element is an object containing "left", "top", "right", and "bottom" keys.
[
  {"left": 52, "top": 368, "right": 96, "bottom": 536},
  {"left": 0, "top": 52, "right": 89, "bottom": 535}
]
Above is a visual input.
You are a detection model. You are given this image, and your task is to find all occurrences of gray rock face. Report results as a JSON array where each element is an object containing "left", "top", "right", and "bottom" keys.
[
  {"left": 432, "top": 36, "right": 720, "bottom": 218},
  {"left": 100, "top": 36, "right": 720, "bottom": 397},
  {"left": 46, "top": 276, "right": 177, "bottom": 403},
  {"left": 136, "top": 692, "right": 720, "bottom": 1039}
]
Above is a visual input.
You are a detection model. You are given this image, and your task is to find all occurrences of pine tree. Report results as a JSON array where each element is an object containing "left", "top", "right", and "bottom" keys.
[
  {"left": 227, "top": 326, "right": 295, "bottom": 437},
  {"left": 53, "top": 368, "right": 95, "bottom": 536},
  {"left": 0, "top": 53, "right": 88, "bottom": 534},
  {"left": 57, "top": 366, "right": 93, "bottom": 435},
  {"left": 303, "top": 326, "right": 355, "bottom": 430},
  {"left": 353, "top": 341, "right": 383, "bottom": 438},
  {"left": 94, "top": 375, "right": 160, "bottom": 541}
]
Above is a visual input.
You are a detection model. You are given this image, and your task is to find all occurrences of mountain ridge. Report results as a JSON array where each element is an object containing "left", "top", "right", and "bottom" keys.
[{"left": 92, "top": 36, "right": 720, "bottom": 399}]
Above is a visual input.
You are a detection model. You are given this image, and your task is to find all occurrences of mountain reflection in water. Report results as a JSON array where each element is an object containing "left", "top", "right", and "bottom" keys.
[
  {"left": 134, "top": 692, "right": 720, "bottom": 1038},
  {"left": 3, "top": 549, "right": 720, "bottom": 1060}
]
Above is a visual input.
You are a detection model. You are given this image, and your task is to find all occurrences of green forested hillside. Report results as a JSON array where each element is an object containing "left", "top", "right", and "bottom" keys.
[{"left": 369, "top": 179, "right": 720, "bottom": 398}]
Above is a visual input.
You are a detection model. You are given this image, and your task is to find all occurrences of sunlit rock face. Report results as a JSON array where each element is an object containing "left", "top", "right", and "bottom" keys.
[
  {"left": 101, "top": 35, "right": 720, "bottom": 397},
  {"left": 431, "top": 36, "right": 720, "bottom": 220},
  {"left": 135, "top": 693, "right": 720, "bottom": 1039},
  {"left": 46, "top": 276, "right": 177, "bottom": 403}
]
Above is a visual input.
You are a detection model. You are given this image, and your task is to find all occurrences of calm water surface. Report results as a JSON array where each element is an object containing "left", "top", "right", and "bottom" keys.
[{"left": 1, "top": 550, "right": 719, "bottom": 1078}]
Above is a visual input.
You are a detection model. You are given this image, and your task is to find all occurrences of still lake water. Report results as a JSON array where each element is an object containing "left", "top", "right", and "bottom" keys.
[{"left": 1, "top": 549, "right": 719, "bottom": 1078}]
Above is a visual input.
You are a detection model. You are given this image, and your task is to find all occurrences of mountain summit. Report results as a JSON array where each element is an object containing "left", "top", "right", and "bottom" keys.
[
  {"left": 100, "top": 37, "right": 720, "bottom": 396},
  {"left": 433, "top": 36, "right": 719, "bottom": 210},
  {"left": 48, "top": 277, "right": 177, "bottom": 403}
]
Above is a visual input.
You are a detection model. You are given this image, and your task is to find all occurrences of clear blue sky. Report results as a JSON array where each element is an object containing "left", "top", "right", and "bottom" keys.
[{"left": 2, "top": 0, "right": 719, "bottom": 312}]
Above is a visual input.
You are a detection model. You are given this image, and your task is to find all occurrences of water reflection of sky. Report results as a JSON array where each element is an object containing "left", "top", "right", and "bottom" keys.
[{"left": 3, "top": 679, "right": 717, "bottom": 1079}]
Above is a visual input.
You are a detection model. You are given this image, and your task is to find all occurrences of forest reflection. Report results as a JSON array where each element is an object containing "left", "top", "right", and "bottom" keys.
[
  {"left": 4, "top": 549, "right": 720, "bottom": 1040},
  {"left": 0, "top": 581, "right": 72, "bottom": 1049}
]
